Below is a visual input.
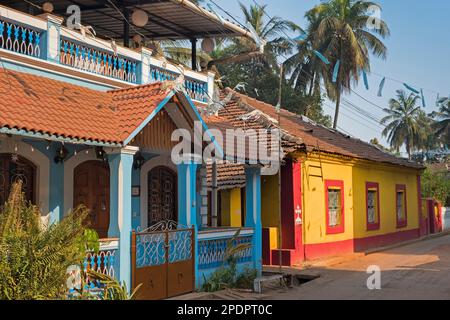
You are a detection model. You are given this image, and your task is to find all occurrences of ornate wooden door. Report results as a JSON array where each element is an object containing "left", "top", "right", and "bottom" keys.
[
  {"left": 74, "top": 161, "right": 110, "bottom": 238},
  {"left": 148, "top": 167, "right": 177, "bottom": 226},
  {"left": 0, "top": 154, "right": 35, "bottom": 206}
]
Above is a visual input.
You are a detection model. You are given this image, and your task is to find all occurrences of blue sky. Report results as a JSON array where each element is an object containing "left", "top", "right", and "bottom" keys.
[{"left": 214, "top": 0, "right": 450, "bottom": 152}]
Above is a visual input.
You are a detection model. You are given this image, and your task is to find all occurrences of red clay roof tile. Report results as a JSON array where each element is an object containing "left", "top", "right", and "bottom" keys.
[{"left": 0, "top": 69, "right": 171, "bottom": 144}]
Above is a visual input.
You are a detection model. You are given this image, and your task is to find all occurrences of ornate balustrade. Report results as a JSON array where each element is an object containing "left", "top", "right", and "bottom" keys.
[
  {"left": 60, "top": 38, "right": 138, "bottom": 84},
  {"left": 0, "top": 4, "right": 212, "bottom": 102},
  {"left": 0, "top": 17, "right": 42, "bottom": 58},
  {"left": 197, "top": 229, "right": 254, "bottom": 270},
  {"left": 82, "top": 239, "right": 119, "bottom": 291},
  {"left": 149, "top": 65, "right": 208, "bottom": 103}
]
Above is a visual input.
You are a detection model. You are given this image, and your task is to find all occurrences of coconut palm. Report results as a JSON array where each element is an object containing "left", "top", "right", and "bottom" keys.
[
  {"left": 432, "top": 98, "right": 450, "bottom": 145},
  {"left": 381, "top": 90, "right": 423, "bottom": 159},
  {"left": 304, "top": 0, "right": 390, "bottom": 129}
]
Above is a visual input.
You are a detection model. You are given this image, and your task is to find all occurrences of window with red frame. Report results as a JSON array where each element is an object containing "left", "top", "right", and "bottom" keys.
[
  {"left": 325, "top": 180, "right": 345, "bottom": 234},
  {"left": 366, "top": 182, "right": 380, "bottom": 231},
  {"left": 396, "top": 184, "right": 407, "bottom": 228}
]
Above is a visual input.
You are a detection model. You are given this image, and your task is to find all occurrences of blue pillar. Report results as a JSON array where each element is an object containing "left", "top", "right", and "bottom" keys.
[
  {"left": 177, "top": 155, "right": 201, "bottom": 286},
  {"left": 245, "top": 166, "right": 262, "bottom": 274},
  {"left": 107, "top": 146, "right": 138, "bottom": 288},
  {"left": 49, "top": 160, "right": 64, "bottom": 224}
]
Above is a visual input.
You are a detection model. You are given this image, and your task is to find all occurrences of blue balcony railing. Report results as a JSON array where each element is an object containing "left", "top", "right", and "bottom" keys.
[
  {"left": 60, "top": 38, "right": 138, "bottom": 84},
  {"left": 0, "top": 18, "right": 43, "bottom": 59},
  {"left": 0, "top": 4, "right": 211, "bottom": 103},
  {"left": 149, "top": 65, "right": 208, "bottom": 102}
]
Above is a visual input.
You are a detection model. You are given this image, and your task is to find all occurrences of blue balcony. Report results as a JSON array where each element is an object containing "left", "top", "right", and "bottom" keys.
[{"left": 0, "top": 5, "right": 213, "bottom": 104}]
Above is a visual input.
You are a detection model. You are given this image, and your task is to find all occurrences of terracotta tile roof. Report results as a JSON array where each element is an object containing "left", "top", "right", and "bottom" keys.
[
  {"left": 223, "top": 88, "right": 424, "bottom": 170},
  {"left": 0, "top": 69, "right": 171, "bottom": 144},
  {"left": 206, "top": 161, "right": 246, "bottom": 190}
]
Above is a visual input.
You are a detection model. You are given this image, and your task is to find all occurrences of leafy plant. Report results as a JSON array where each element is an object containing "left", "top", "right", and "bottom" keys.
[
  {"left": 80, "top": 229, "right": 100, "bottom": 253},
  {"left": 422, "top": 168, "right": 450, "bottom": 206},
  {"left": 86, "top": 269, "right": 141, "bottom": 300},
  {"left": 201, "top": 229, "right": 257, "bottom": 292},
  {"left": 0, "top": 181, "right": 88, "bottom": 300}
]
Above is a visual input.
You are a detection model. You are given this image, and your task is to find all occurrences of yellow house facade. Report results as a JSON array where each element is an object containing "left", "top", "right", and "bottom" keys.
[{"left": 204, "top": 89, "right": 424, "bottom": 266}]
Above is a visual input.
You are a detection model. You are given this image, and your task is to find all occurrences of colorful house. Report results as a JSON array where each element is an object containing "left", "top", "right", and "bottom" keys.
[
  {"left": 213, "top": 89, "right": 425, "bottom": 266},
  {"left": 0, "top": 3, "right": 265, "bottom": 300}
]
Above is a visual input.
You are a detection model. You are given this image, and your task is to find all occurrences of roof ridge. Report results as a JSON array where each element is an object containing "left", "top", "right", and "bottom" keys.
[{"left": 108, "top": 81, "right": 164, "bottom": 94}]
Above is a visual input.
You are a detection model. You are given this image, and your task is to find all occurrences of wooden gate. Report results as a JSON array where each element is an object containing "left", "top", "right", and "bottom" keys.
[{"left": 131, "top": 221, "right": 194, "bottom": 300}]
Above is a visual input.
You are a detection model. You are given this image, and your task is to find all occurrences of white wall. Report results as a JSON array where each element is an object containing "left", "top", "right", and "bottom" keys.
[{"left": 443, "top": 207, "right": 450, "bottom": 230}]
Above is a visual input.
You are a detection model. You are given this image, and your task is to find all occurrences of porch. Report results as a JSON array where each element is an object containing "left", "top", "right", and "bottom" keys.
[{"left": 0, "top": 96, "right": 262, "bottom": 298}]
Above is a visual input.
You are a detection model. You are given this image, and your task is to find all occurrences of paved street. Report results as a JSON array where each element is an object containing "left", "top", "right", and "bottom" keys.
[{"left": 267, "top": 234, "right": 450, "bottom": 300}]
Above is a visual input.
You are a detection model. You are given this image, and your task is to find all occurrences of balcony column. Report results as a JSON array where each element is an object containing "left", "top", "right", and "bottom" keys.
[
  {"left": 139, "top": 47, "right": 153, "bottom": 85},
  {"left": 41, "top": 13, "right": 64, "bottom": 63},
  {"left": 107, "top": 146, "right": 138, "bottom": 288},
  {"left": 245, "top": 166, "right": 262, "bottom": 274},
  {"left": 191, "top": 38, "right": 197, "bottom": 71},
  {"left": 207, "top": 71, "right": 216, "bottom": 104}
]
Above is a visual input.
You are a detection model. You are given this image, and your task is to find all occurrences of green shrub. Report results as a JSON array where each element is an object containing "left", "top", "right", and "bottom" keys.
[
  {"left": 422, "top": 168, "right": 450, "bottom": 206},
  {"left": 201, "top": 229, "right": 258, "bottom": 292},
  {"left": 235, "top": 267, "right": 258, "bottom": 289},
  {"left": 0, "top": 181, "right": 88, "bottom": 300}
]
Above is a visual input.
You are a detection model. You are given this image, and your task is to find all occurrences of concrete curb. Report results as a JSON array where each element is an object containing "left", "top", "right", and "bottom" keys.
[{"left": 364, "top": 230, "right": 450, "bottom": 256}]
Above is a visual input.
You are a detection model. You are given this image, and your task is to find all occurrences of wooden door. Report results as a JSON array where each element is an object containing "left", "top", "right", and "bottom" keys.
[
  {"left": 148, "top": 167, "right": 177, "bottom": 227},
  {"left": 74, "top": 161, "right": 110, "bottom": 238},
  {"left": 0, "top": 154, "right": 35, "bottom": 205}
]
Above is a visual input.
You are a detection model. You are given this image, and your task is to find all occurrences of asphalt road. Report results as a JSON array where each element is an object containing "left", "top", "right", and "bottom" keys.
[{"left": 268, "top": 234, "right": 450, "bottom": 300}]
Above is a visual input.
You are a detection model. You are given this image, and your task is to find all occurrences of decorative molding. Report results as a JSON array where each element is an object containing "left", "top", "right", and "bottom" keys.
[{"left": 0, "top": 139, "right": 50, "bottom": 215}]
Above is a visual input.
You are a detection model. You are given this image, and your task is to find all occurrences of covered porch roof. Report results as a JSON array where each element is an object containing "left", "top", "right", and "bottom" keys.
[{"left": 0, "top": 0, "right": 250, "bottom": 41}]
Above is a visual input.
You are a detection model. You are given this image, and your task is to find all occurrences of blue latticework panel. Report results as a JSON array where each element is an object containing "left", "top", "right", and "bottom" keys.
[
  {"left": 136, "top": 232, "right": 166, "bottom": 268},
  {"left": 168, "top": 229, "right": 193, "bottom": 263},
  {"left": 198, "top": 235, "right": 253, "bottom": 270}
]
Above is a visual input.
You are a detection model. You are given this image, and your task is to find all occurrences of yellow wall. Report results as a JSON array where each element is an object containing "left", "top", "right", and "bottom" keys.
[
  {"left": 220, "top": 188, "right": 242, "bottom": 227},
  {"left": 261, "top": 174, "right": 280, "bottom": 228},
  {"left": 301, "top": 154, "right": 421, "bottom": 246},
  {"left": 352, "top": 164, "right": 420, "bottom": 239},
  {"left": 302, "top": 157, "right": 354, "bottom": 245}
]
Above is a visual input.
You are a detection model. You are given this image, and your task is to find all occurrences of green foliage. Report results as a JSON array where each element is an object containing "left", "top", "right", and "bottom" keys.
[
  {"left": 421, "top": 168, "right": 450, "bottom": 206},
  {"left": 80, "top": 229, "right": 100, "bottom": 253},
  {"left": 201, "top": 229, "right": 257, "bottom": 292},
  {"left": 0, "top": 181, "right": 89, "bottom": 300},
  {"left": 381, "top": 90, "right": 424, "bottom": 159},
  {"left": 235, "top": 267, "right": 258, "bottom": 289}
]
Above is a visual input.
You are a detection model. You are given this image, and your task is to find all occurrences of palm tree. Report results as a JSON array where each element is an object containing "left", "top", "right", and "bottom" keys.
[
  {"left": 304, "top": 0, "right": 390, "bottom": 129},
  {"left": 381, "top": 90, "right": 423, "bottom": 159},
  {"left": 432, "top": 98, "right": 450, "bottom": 146}
]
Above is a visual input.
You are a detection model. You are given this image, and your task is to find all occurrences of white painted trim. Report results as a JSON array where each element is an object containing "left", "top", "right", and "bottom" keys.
[
  {"left": 0, "top": 139, "right": 50, "bottom": 215},
  {"left": 0, "top": 5, "right": 47, "bottom": 30},
  {"left": 198, "top": 228, "right": 255, "bottom": 240},
  {"left": 99, "top": 239, "right": 119, "bottom": 251},
  {"left": 63, "top": 148, "right": 100, "bottom": 214},
  {"left": 139, "top": 154, "right": 177, "bottom": 228}
]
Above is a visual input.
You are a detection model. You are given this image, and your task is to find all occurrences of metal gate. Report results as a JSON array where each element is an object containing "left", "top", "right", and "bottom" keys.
[{"left": 131, "top": 221, "right": 194, "bottom": 300}]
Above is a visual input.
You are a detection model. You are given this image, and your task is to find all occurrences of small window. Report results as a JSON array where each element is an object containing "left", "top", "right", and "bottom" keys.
[
  {"left": 396, "top": 185, "right": 407, "bottom": 228},
  {"left": 325, "top": 180, "right": 345, "bottom": 234},
  {"left": 366, "top": 182, "right": 380, "bottom": 231}
]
